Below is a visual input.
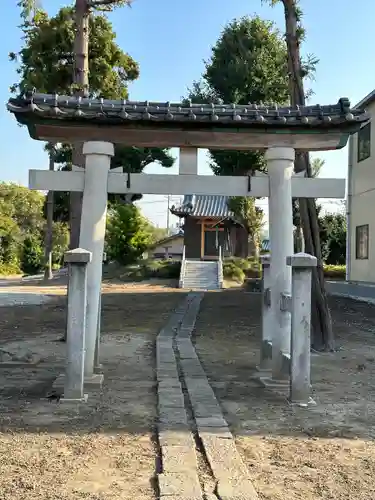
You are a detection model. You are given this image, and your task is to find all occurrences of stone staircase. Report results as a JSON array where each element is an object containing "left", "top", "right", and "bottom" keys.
[{"left": 179, "top": 260, "right": 223, "bottom": 290}]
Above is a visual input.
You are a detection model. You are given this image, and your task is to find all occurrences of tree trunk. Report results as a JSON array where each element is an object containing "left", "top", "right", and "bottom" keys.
[
  {"left": 43, "top": 145, "right": 54, "bottom": 281},
  {"left": 70, "top": 0, "right": 89, "bottom": 249},
  {"left": 282, "top": 0, "right": 334, "bottom": 350}
]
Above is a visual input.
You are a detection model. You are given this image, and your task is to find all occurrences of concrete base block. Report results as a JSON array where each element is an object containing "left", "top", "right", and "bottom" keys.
[
  {"left": 93, "top": 363, "right": 103, "bottom": 374},
  {"left": 60, "top": 393, "right": 88, "bottom": 404},
  {"left": 259, "top": 377, "right": 289, "bottom": 395},
  {"left": 52, "top": 373, "right": 66, "bottom": 390},
  {"left": 84, "top": 373, "right": 104, "bottom": 388},
  {"left": 252, "top": 367, "right": 272, "bottom": 380}
]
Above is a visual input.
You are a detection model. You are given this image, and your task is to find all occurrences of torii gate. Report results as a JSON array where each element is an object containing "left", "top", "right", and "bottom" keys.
[{"left": 7, "top": 92, "right": 368, "bottom": 386}]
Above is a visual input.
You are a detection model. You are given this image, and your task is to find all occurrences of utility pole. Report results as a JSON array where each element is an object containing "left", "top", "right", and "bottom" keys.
[{"left": 166, "top": 194, "right": 170, "bottom": 235}]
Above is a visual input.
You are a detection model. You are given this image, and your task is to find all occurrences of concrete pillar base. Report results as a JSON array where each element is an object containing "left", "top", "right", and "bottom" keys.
[
  {"left": 84, "top": 373, "right": 104, "bottom": 388},
  {"left": 259, "top": 377, "right": 289, "bottom": 396},
  {"left": 60, "top": 394, "right": 88, "bottom": 404},
  {"left": 253, "top": 367, "right": 272, "bottom": 380},
  {"left": 53, "top": 373, "right": 104, "bottom": 390}
]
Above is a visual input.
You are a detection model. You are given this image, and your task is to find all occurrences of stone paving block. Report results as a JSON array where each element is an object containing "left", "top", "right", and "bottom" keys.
[
  {"left": 158, "top": 472, "right": 203, "bottom": 498},
  {"left": 158, "top": 389, "right": 185, "bottom": 408},
  {"left": 158, "top": 429, "right": 195, "bottom": 447},
  {"left": 159, "top": 406, "right": 188, "bottom": 425},
  {"left": 216, "top": 479, "right": 259, "bottom": 500},
  {"left": 161, "top": 445, "right": 198, "bottom": 473},
  {"left": 191, "top": 402, "right": 223, "bottom": 418},
  {"left": 199, "top": 428, "right": 233, "bottom": 440},
  {"left": 196, "top": 416, "right": 228, "bottom": 428},
  {"left": 199, "top": 434, "right": 256, "bottom": 492},
  {"left": 178, "top": 349, "right": 199, "bottom": 360},
  {"left": 158, "top": 378, "right": 182, "bottom": 390},
  {"left": 157, "top": 367, "right": 179, "bottom": 382}
]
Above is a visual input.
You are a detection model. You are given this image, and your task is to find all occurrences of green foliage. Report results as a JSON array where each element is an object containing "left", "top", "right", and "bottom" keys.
[
  {"left": 11, "top": 7, "right": 139, "bottom": 98},
  {"left": 188, "top": 16, "right": 290, "bottom": 177},
  {"left": 21, "top": 235, "right": 44, "bottom": 275},
  {"left": 0, "top": 183, "right": 68, "bottom": 275},
  {"left": 128, "top": 260, "right": 181, "bottom": 281},
  {"left": 323, "top": 264, "right": 346, "bottom": 280},
  {"left": 227, "top": 197, "right": 264, "bottom": 256},
  {"left": 223, "top": 262, "right": 245, "bottom": 283},
  {"left": 319, "top": 212, "right": 346, "bottom": 265},
  {"left": 223, "top": 257, "right": 261, "bottom": 283},
  {"left": 105, "top": 204, "right": 153, "bottom": 265}
]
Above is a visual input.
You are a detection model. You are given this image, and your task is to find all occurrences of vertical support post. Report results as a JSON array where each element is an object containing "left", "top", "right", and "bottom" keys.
[
  {"left": 94, "top": 291, "right": 102, "bottom": 374},
  {"left": 61, "top": 248, "right": 92, "bottom": 403},
  {"left": 201, "top": 221, "right": 205, "bottom": 260},
  {"left": 266, "top": 147, "right": 295, "bottom": 380},
  {"left": 287, "top": 252, "right": 317, "bottom": 406},
  {"left": 179, "top": 147, "right": 198, "bottom": 175},
  {"left": 80, "top": 141, "right": 114, "bottom": 385},
  {"left": 258, "top": 254, "right": 273, "bottom": 374}
]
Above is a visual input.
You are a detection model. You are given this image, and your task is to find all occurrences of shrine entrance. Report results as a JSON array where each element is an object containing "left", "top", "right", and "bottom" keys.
[
  {"left": 200, "top": 219, "right": 224, "bottom": 260},
  {"left": 7, "top": 91, "right": 368, "bottom": 392}
]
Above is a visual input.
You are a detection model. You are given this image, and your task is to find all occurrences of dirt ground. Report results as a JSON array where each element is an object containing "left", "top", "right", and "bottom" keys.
[
  {"left": 194, "top": 290, "right": 375, "bottom": 500},
  {"left": 0, "top": 279, "right": 185, "bottom": 500},
  {"left": 2, "top": 275, "right": 375, "bottom": 499}
]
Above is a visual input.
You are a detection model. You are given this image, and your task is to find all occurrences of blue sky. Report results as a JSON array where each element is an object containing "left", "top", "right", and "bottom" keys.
[{"left": 1, "top": 0, "right": 374, "bottom": 227}]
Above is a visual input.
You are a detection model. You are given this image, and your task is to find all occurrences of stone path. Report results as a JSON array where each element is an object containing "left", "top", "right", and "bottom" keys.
[{"left": 156, "top": 292, "right": 258, "bottom": 500}]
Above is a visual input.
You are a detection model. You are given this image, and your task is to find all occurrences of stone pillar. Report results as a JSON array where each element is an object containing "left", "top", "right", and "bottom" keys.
[
  {"left": 266, "top": 147, "right": 295, "bottom": 380},
  {"left": 79, "top": 141, "right": 114, "bottom": 384},
  {"left": 287, "top": 252, "right": 317, "bottom": 406},
  {"left": 61, "top": 248, "right": 92, "bottom": 403},
  {"left": 258, "top": 254, "right": 273, "bottom": 374}
]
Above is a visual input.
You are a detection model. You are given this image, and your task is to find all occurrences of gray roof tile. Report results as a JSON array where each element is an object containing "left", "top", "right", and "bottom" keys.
[
  {"left": 171, "top": 195, "right": 232, "bottom": 217},
  {"left": 7, "top": 91, "right": 369, "bottom": 130}
]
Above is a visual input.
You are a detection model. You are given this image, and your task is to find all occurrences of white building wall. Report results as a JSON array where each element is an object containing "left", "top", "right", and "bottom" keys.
[
  {"left": 152, "top": 236, "right": 184, "bottom": 258},
  {"left": 348, "top": 99, "right": 375, "bottom": 282}
]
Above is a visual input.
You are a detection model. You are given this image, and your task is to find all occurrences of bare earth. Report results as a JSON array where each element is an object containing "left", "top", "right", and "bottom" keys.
[
  {"left": 194, "top": 290, "right": 375, "bottom": 500},
  {"left": 0, "top": 276, "right": 185, "bottom": 500},
  {"left": 1, "top": 275, "right": 375, "bottom": 499}
]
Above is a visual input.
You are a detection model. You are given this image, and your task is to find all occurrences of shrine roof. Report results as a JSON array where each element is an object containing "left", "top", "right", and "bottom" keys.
[
  {"left": 7, "top": 91, "right": 370, "bottom": 151},
  {"left": 171, "top": 195, "right": 233, "bottom": 218}
]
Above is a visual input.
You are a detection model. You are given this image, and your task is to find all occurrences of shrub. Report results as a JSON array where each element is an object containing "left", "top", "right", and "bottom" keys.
[
  {"left": 21, "top": 235, "right": 44, "bottom": 275},
  {"left": 0, "top": 262, "right": 21, "bottom": 276},
  {"left": 126, "top": 259, "right": 181, "bottom": 281},
  {"left": 223, "top": 262, "right": 245, "bottom": 283},
  {"left": 324, "top": 264, "right": 346, "bottom": 280}
]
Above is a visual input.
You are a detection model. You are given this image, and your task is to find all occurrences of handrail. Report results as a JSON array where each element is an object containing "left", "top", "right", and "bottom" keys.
[
  {"left": 179, "top": 245, "right": 186, "bottom": 288},
  {"left": 218, "top": 246, "right": 223, "bottom": 289}
]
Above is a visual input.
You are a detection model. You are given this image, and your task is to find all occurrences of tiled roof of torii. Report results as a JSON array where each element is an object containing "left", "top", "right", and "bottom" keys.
[{"left": 7, "top": 91, "right": 368, "bottom": 129}]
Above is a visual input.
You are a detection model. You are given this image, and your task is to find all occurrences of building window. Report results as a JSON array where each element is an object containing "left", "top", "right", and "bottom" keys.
[
  {"left": 357, "top": 123, "right": 371, "bottom": 163},
  {"left": 356, "top": 224, "right": 369, "bottom": 260}
]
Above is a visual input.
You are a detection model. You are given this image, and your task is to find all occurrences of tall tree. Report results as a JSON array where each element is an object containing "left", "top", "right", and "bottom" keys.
[
  {"left": 188, "top": 16, "right": 293, "bottom": 261},
  {"left": 227, "top": 197, "right": 264, "bottom": 258},
  {"left": 19, "top": 0, "right": 133, "bottom": 249},
  {"left": 267, "top": 0, "right": 334, "bottom": 350},
  {"left": 189, "top": 16, "right": 290, "bottom": 176}
]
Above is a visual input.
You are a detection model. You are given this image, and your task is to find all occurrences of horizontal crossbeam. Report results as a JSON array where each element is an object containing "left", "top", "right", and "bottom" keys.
[{"left": 29, "top": 170, "right": 345, "bottom": 198}]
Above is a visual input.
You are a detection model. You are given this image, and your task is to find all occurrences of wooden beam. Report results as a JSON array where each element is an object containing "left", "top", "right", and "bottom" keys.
[
  {"left": 29, "top": 170, "right": 346, "bottom": 199},
  {"left": 201, "top": 221, "right": 205, "bottom": 260}
]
